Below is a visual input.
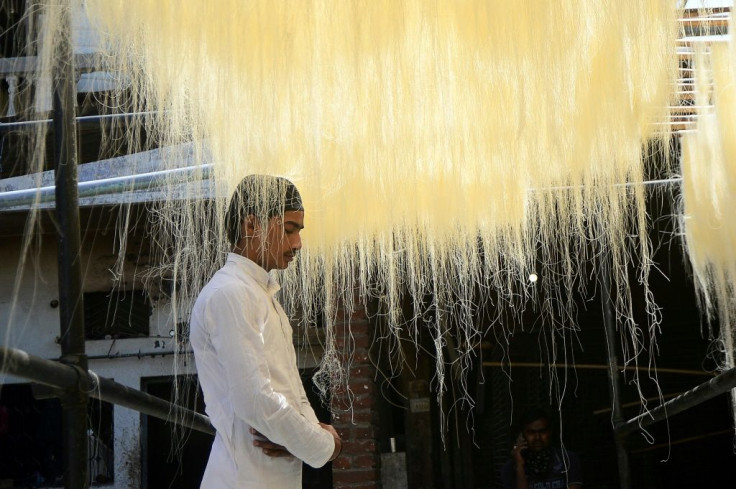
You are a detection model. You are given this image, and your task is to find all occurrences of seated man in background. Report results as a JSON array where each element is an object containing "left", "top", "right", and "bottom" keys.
[{"left": 502, "top": 408, "right": 582, "bottom": 489}]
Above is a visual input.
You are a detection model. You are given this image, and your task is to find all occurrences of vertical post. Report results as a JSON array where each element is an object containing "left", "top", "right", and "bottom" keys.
[
  {"left": 52, "top": 1, "right": 89, "bottom": 488},
  {"left": 600, "top": 259, "right": 630, "bottom": 489}
]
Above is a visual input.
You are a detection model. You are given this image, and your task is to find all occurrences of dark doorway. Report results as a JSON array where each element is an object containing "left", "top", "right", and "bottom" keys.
[
  {"left": 141, "top": 376, "right": 212, "bottom": 489},
  {"left": 300, "top": 368, "right": 334, "bottom": 489}
]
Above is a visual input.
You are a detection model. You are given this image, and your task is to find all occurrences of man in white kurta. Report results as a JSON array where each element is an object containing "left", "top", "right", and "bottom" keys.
[{"left": 190, "top": 175, "right": 340, "bottom": 488}]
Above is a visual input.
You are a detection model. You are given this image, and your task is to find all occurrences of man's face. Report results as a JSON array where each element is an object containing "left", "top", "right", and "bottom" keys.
[
  {"left": 254, "top": 210, "right": 304, "bottom": 271},
  {"left": 522, "top": 419, "right": 551, "bottom": 452}
]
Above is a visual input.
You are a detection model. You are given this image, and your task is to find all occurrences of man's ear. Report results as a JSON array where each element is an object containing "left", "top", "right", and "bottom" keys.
[{"left": 241, "top": 214, "right": 260, "bottom": 238}]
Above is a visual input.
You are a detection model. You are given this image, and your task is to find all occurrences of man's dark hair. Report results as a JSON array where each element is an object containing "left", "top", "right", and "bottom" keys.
[
  {"left": 519, "top": 407, "right": 552, "bottom": 431},
  {"left": 225, "top": 174, "right": 304, "bottom": 245}
]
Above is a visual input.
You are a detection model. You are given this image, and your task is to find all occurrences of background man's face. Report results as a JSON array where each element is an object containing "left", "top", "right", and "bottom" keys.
[
  {"left": 522, "top": 419, "right": 551, "bottom": 452},
  {"left": 257, "top": 210, "right": 304, "bottom": 271}
]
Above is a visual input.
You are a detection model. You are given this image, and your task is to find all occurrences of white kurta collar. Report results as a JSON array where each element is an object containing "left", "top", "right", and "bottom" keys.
[{"left": 226, "top": 252, "right": 281, "bottom": 296}]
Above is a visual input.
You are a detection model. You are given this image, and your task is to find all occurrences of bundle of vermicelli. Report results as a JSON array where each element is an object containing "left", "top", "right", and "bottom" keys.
[
  {"left": 13, "top": 1, "right": 735, "bottom": 429},
  {"left": 681, "top": 32, "right": 736, "bottom": 421}
]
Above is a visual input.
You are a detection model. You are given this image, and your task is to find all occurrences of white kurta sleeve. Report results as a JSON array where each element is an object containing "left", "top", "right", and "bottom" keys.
[
  {"left": 203, "top": 284, "right": 335, "bottom": 468},
  {"left": 297, "top": 374, "right": 321, "bottom": 425}
]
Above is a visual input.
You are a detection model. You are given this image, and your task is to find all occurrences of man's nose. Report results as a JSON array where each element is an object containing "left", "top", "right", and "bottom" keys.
[{"left": 291, "top": 233, "right": 302, "bottom": 250}]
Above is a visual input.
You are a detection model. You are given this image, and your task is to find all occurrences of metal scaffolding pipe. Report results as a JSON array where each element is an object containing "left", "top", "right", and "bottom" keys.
[
  {"left": 53, "top": 4, "right": 86, "bottom": 376},
  {"left": 600, "top": 260, "right": 631, "bottom": 489},
  {"left": 0, "top": 111, "right": 159, "bottom": 133},
  {"left": 0, "top": 346, "right": 215, "bottom": 435},
  {"left": 0, "top": 52, "right": 99, "bottom": 76},
  {"left": 52, "top": 2, "right": 88, "bottom": 486},
  {"left": 616, "top": 367, "right": 736, "bottom": 436},
  {"left": 0, "top": 163, "right": 214, "bottom": 209}
]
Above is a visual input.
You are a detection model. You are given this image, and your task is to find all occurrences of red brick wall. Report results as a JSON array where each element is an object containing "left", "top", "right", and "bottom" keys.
[{"left": 331, "top": 303, "right": 382, "bottom": 489}]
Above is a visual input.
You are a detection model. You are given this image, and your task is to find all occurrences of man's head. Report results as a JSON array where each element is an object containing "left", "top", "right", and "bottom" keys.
[
  {"left": 226, "top": 175, "right": 304, "bottom": 271},
  {"left": 519, "top": 408, "right": 552, "bottom": 452}
]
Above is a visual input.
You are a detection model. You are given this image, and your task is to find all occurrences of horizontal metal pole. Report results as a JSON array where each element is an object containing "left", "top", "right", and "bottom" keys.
[
  {"left": 0, "top": 163, "right": 213, "bottom": 209},
  {"left": 2, "top": 346, "right": 80, "bottom": 388},
  {"left": 0, "top": 53, "right": 100, "bottom": 76},
  {"left": 616, "top": 367, "right": 736, "bottom": 436},
  {"left": 0, "top": 346, "right": 214, "bottom": 435},
  {"left": 94, "top": 375, "right": 214, "bottom": 435},
  {"left": 481, "top": 361, "right": 713, "bottom": 377},
  {"left": 527, "top": 176, "right": 683, "bottom": 193},
  {"left": 0, "top": 111, "right": 159, "bottom": 133}
]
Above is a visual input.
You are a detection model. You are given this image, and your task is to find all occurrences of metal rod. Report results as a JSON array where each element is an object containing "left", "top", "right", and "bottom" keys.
[
  {"left": 0, "top": 346, "right": 215, "bottom": 435},
  {"left": 0, "top": 111, "right": 160, "bottom": 133},
  {"left": 616, "top": 367, "right": 736, "bottom": 436},
  {"left": 52, "top": 3, "right": 88, "bottom": 486},
  {"left": 95, "top": 376, "right": 215, "bottom": 436},
  {"left": 0, "top": 52, "right": 99, "bottom": 76},
  {"left": 600, "top": 259, "right": 631, "bottom": 489},
  {"left": 1, "top": 346, "right": 79, "bottom": 387},
  {"left": 54, "top": 4, "right": 85, "bottom": 367},
  {"left": 0, "top": 163, "right": 214, "bottom": 209},
  {"left": 480, "top": 361, "right": 713, "bottom": 377},
  {"left": 528, "top": 177, "right": 683, "bottom": 193},
  {"left": 629, "top": 428, "right": 733, "bottom": 454}
]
